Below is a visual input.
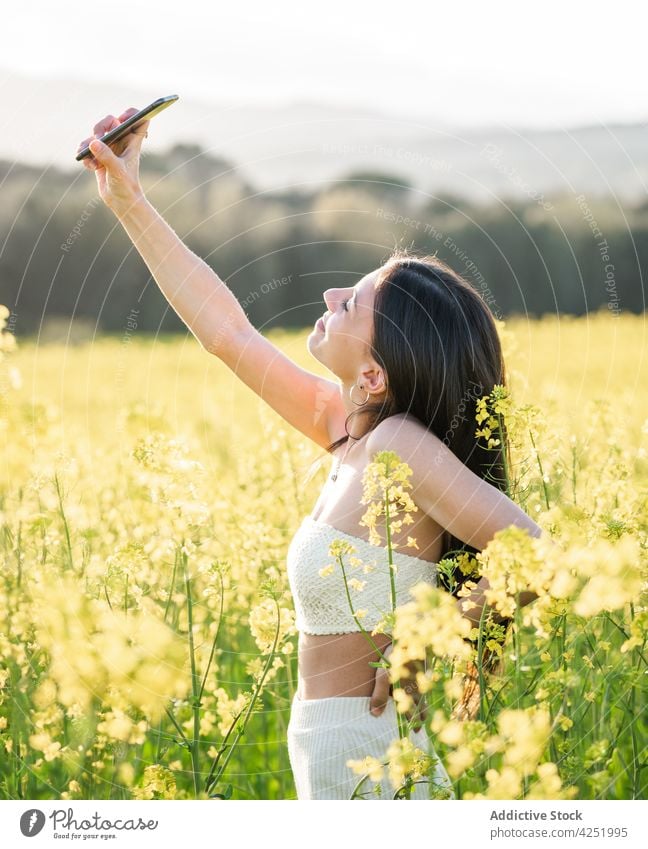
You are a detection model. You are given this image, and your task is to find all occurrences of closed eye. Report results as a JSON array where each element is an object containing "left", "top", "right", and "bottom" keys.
[{"left": 342, "top": 298, "right": 350, "bottom": 312}]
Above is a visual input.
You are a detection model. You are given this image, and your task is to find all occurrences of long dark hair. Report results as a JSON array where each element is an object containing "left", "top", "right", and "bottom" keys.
[{"left": 324, "top": 246, "right": 512, "bottom": 597}]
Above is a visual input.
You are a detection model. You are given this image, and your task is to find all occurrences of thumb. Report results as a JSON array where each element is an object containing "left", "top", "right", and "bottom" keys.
[
  {"left": 89, "top": 138, "right": 121, "bottom": 171},
  {"left": 370, "top": 665, "right": 391, "bottom": 717}
]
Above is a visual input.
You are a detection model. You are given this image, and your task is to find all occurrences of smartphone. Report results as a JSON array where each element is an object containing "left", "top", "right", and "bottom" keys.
[{"left": 75, "top": 94, "right": 179, "bottom": 161}]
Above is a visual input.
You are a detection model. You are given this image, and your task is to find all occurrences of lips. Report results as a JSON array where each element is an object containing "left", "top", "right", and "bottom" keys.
[{"left": 316, "top": 312, "right": 330, "bottom": 332}]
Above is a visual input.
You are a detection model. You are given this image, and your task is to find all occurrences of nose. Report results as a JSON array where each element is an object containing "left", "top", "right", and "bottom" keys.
[
  {"left": 322, "top": 288, "right": 346, "bottom": 310},
  {"left": 323, "top": 288, "right": 335, "bottom": 308}
]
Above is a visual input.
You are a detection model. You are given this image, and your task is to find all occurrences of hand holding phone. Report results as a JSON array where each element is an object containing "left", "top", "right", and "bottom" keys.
[
  {"left": 76, "top": 95, "right": 179, "bottom": 217},
  {"left": 75, "top": 95, "right": 179, "bottom": 161}
]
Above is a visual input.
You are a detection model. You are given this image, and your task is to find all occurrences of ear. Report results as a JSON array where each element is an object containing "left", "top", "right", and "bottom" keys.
[{"left": 358, "top": 360, "right": 387, "bottom": 396}]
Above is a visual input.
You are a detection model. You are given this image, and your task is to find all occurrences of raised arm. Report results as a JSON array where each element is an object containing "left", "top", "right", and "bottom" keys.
[{"left": 78, "top": 110, "right": 347, "bottom": 449}]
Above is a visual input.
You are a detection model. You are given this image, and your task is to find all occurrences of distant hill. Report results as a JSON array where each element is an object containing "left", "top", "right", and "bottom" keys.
[{"left": 4, "top": 69, "right": 648, "bottom": 201}]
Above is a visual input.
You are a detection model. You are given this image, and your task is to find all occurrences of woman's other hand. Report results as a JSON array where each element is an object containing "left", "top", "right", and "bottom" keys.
[
  {"left": 369, "top": 642, "right": 427, "bottom": 732},
  {"left": 76, "top": 108, "right": 150, "bottom": 216}
]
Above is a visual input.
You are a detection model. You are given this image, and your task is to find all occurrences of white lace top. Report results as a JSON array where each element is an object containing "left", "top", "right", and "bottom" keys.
[{"left": 286, "top": 515, "right": 439, "bottom": 635}]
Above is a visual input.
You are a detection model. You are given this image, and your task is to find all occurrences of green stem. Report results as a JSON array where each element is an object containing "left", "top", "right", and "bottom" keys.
[
  {"left": 338, "top": 552, "right": 383, "bottom": 657},
  {"left": 164, "top": 705, "right": 191, "bottom": 748},
  {"left": 384, "top": 495, "right": 410, "bottom": 747},
  {"left": 184, "top": 549, "right": 201, "bottom": 797},
  {"left": 163, "top": 548, "right": 179, "bottom": 623},
  {"left": 496, "top": 412, "right": 511, "bottom": 499},
  {"left": 198, "top": 569, "right": 224, "bottom": 703},
  {"left": 156, "top": 546, "right": 182, "bottom": 761},
  {"left": 54, "top": 472, "right": 74, "bottom": 572},
  {"left": 204, "top": 595, "right": 283, "bottom": 796},
  {"left": 528, "top": 428, "right": 550, "bottom": 509},
  {"left": 603, "top": 612, "right": 647, "bottom": 666},
  {"left": 484, "top": 614, "right": 563, "bottom": 723},
  {"left": 476, "top": 602, "right": 488, "bottom": 722},
  {"left": 384, "top": 495, "right": 397, "bottom": 612}
]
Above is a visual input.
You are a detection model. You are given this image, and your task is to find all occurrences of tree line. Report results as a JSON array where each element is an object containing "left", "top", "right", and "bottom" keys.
[{"left": 0, "top": 143, "right": 645, "bottom": 338}]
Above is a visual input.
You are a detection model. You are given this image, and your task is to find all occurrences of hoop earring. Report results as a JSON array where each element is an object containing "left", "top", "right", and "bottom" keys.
[{"left": 349, "top": 382, "right": 370, "bottom": 406}]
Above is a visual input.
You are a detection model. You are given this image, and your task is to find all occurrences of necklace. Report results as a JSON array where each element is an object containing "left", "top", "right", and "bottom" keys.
[{"left": 330, "top": 437, "right": 355, "bottom": 482}]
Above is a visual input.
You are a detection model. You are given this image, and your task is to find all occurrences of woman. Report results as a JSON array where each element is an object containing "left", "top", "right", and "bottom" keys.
[{"left": 78, "top": 110, "right": 541, "bottom": 800}]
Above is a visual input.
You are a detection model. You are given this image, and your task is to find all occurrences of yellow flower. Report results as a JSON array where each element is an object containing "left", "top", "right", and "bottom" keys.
[
  {"left": 389, "top": 583, "right": 473, "bottom": 681},
  {"left": 97, "top": 711, "right": 134, "bottom": 743},
  {"left": 498, "top": 708, "right": 552, "bottom": 777},
  {"left": 571, "top": 536, "right": 643, "bottom": 617},
  {"left": 329, "top": 539, "right": 355, "bottom": 558},
  {"left": 526, "top": 762, "right": 572, "bottom": 800},
  {"left": 249, "top": 598, "right": 294, "bottom": 654},
  {"left": 447, "top": 745, "right": 477, "bottom": 779},
  {"left": 359, "top": 451, "right": 419, "bottom": 555},
  {"left": 385, "top": 737, "right": 433, "bottom": 791},
  {"left": 346, "top": 755, "right": 385, "bottom": 783},
  {"left": 29, "top": 732, "right": 62, "bottom": 762},
  {"left": 117, "top": 763, "right": 135, "bottom": 786},
  {"left": 483, "top": 766, "right": 522, "bottom": 799},
  {"left": 212, "top": 688, "right": 251, "bottom": 737},
  {"left": 132, "top": 764, "right": 177, "bottom": 800},
  {"left": 438, "top": 719, "right": 465, "bottom": 747},
  {"left": 393, "top": 687, "right": 414, "bottom": 713}
]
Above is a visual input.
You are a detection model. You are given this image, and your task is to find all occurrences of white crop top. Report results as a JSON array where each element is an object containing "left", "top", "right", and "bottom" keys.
[{"left": 286, "top": 515, "right": 438, "bottom": 635}]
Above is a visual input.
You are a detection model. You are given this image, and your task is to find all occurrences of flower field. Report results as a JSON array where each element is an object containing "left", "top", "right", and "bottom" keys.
[{"left": 0, "top": 307, "right": 646, "bottom": 800}]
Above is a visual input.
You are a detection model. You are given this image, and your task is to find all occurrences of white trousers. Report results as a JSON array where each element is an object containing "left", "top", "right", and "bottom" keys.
[{"left": 287, "top": 693, "right": 456, "bottom": 800}]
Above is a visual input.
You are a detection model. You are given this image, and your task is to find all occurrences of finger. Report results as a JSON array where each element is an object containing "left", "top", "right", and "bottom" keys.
[
  {"left": 106, "top": 116, "right": 150, "bottom": 161},
  {"left": 77, "top": 138, "right": 98, "bottom": 169},
  {"left": 115, "top": 109, "right": 148, "bottom": 148},
  {"left": 88, "top": 116, "right": 121, "bottom": 164},
  {"left": 118, "top": 106, "right": 139, "bottom": 122},
  {"left": 129, "top": 117, "right": 150, "bottom": 138},
  {"left": 88, "top": 138, "right": 121, "bottom": 172},
  {"left": 93, "top": 114, "right": 120, "bottom": 137},
  {"left": 369, "top": 669, "right": 391, "bottom": 716},
  {"left": 118, "top": 121, "right": 149, "bottom": 165}
]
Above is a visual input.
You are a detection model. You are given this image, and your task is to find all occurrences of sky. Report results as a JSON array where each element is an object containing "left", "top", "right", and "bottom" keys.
[{"left": 1, "top": 0, "right": 646, "bottom": 129}]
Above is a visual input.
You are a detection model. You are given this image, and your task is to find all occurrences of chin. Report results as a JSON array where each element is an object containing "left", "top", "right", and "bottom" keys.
[{"left": 306, "top": 333, "right": 322, "bottom": 358}]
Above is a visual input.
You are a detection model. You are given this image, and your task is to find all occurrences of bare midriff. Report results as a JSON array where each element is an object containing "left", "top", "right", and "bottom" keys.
[
  {"left": 296, "top": 422, "right": 444, "bottom": 700},
  {"left": 297, "top": 630, "right": 393, "bottom": 699}
]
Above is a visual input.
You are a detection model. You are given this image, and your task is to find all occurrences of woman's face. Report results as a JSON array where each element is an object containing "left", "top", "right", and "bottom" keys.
[{"left": 307, "top": 269, "right": 384, "bottom": 384}]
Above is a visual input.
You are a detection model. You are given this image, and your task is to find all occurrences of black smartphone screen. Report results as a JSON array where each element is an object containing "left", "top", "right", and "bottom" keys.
[{"left": 75, "top": 94, "right": 179, "bottom": 161}]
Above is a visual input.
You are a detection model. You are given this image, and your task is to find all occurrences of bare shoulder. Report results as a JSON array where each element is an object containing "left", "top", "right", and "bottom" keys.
[{"left": 365, "top": 413, "right": 446, "bottom": 462}]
